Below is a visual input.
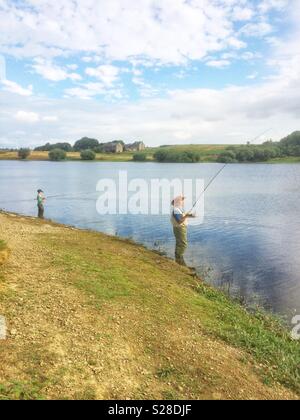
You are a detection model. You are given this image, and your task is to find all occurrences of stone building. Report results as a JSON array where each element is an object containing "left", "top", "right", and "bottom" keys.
[
  {"left": 102, "top": 142, "right": 124, "bottom": 153},
  {"left": 124, "top": 142, "right": 145, "bottom": 152}
]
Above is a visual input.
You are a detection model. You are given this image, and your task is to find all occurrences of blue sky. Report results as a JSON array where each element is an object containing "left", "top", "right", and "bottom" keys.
[{"left": 0, "top": 0, "right": 299, "bottom": 147}]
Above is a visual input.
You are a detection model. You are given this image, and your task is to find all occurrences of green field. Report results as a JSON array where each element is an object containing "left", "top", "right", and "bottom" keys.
[
  {"left": 0, "top": 145, "right": 230, "bottom": 163},
  {"left": 1, "top": 145, "right": 299, "bottom": 163}
]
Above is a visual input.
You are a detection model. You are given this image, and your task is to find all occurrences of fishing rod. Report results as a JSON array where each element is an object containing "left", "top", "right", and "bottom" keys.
[
  {"left": 0, "top": 190, "right": 99, "bottom": 205},
  {"left": 247, "top": 128, "right": 272, "bottom": 145},
  {"left": 188, "top": 128, "right": 272, "bottom": 212},
  {"left": 189, "top": 163, "right": 227, "bottom": 212}
]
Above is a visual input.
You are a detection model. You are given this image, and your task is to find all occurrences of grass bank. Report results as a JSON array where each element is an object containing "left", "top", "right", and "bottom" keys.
[
  {"left": 0, "top": 240, "right": 9, "bottom": 266},
  {"left": 0, "top": 145, "right": 300, "bottom": 164},
  {"left": 0, "top": 146, "right": 228, "bottom": 163},
  {"left": 0, "top": 212, "right": 299, "bottom": 400},
  {"left": 1, "top": 146, "right": 299, "bottom": 164}
]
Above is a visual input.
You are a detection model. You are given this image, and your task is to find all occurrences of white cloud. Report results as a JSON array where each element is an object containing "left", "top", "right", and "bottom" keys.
[
  {"left": 240, "top": 21, "right": 274, "bottom": 37},
  {"left": 241, "top": 51, "right": 262, "bottom": 60},
  {"left": 258, "top": 0, "right": 289, "bottom": 14},
  {"left": 64, "top": 83, "right": 106, "bottom": 99},
  {"left": 3, "top": 46, "right": 299, "bottom": 146},
  {"left": 132, "top": 76, "right": 159, "bottom": 97},
  {"left": 85, "top": 65, "right": 120, "bottom": 86},
  {"left": 232, "top": 6, "right": 254, "bottom": 21},
  {"left": 0, "top": 0, "right": 298, "bottom": 148},
  {"left": 82, "top": 57, "right": 93, "bottom": 63},
  {"left": 13, "top": 111, "right": 58, "bottom": 124},
  {"left": 247, "top": 72, "right": 258, "bottom": 80},
  {"left": 66, "top": 64, "right": 78, "bottom": 71},
  {"left": 32, "top": 58, "right": 82, "bottom": 82},
  {"left": 0, "top": 0, "right": 250, "bottom": 64},
  {"left": 1, "top": 79, "right": 33, "bottom": 96},
  {"left": 42, "top": 116, "right": 58, "bottom": 122},
  {"left": 206, "top": 59, "right": 231, "bottom": 68},
  {"left": 14, "top": 111, "right": 39, "bottom": 123}
]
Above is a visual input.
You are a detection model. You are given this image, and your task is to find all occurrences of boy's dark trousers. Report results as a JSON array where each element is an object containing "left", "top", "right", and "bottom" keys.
[{"left": 38, "top": 204, "right": 44, "bottom": 219}]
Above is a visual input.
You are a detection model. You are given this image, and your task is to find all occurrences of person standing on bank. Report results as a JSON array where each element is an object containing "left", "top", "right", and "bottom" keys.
[
  {"left": 37, "top": 189, "right": 46, "bottom": 219},
  {"left": 171, "top": 196, "right": 195, "bottom": 266}
]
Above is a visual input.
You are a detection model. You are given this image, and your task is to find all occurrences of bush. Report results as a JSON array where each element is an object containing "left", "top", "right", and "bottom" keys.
[
  {"left": 280, "top": 131, "right": 300, "bottom": 147},
  {"left": 133, "top": 153, "right": 147, "bottom": 162},
  {"left": 154, "top": 150, "right": 201, "bottom": 163},
  {"left": 80, "top": 149, "right": 96, "bottom": 161},
  {"left": 18, "top": 148, "right": 31, "bottom": 160},
  {"left": 48, "top": 148, "right": 67, "bottom": 161},
  {"left": 74, "top": 137, "right": 99, "bottom": 151},
  {"left": 34, "top": 143, "right": 52, "bottom": 152},
  {"left": 217, "top": 151, "right": 237, "bottom": 163},
  {"left": 35, "top": 142, "right": 72, "bottom": 152}
]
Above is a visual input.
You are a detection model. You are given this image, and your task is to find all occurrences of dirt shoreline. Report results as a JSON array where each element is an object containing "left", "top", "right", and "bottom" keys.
[{"left": 0, "top": 211, "right": 299, "bottom": 400}]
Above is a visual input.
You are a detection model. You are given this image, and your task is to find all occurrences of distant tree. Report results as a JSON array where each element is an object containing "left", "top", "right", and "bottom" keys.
[
  {"left": 154, "top": 150, "right": 168, "bottom": 162},
  {"left": 51, "top": 143, "right": 73, "bottom": 152},
  {"left": 35, "top": 142, "right": 52, "bottom": 151},
  {"left": 217, "top": 151, "right": 237, "bottom": 163},
  {"left": 49, "top": 148, "right": 67, "bottom": 161},
  {"left": 35, "top": 142, "right": 72, "bottom": 152},
  {"left": 289, "top": 145, "right": 300, "bottom": 156},
  {"left": 133, "top": 153, "right": 147, "bottom": 162},
  {"left": 74, "top": 137, "right": 99, "bottom": 151},
  {"left": 80, "top": 149, "right": 96, "bottom": 160},
  {"left": 280, "top": 131, "right": 300, "bottom": 147},
  {"left": 112, "top": 140, "right": 125, "bottom": 146},
  {"left": 18, "top": 148, "right": 31, "bottom": 160},
  {"left": 154, "top": 150, "right": 200, "bottom": 163}
]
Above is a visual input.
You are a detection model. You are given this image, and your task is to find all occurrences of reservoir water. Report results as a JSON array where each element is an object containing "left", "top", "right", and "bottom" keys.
[{"left": 1, "top": 160, "right": 299, "bottom": 319}]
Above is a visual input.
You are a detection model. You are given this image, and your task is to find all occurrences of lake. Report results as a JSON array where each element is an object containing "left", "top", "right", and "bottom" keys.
[{"left": 1, "top": 160, "right": 300, "bottom": 319}]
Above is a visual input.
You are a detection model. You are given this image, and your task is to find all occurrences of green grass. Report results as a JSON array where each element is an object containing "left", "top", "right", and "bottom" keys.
[
  {"left": 0, "top": 240, "right": 6, "bottom": 251},
  {"left": 193, "top": 284, "right": 300, "bottom": 392},
  {"left": 0, "top": 381, "right": 45, "bottom": 400},
  {"left": 1, "top": 146, "right": 300, "bottom": 163},
  {"left": 46, "top": 232, "right": 300, "bottom": 394},
  {"left": 268, "top": 156, "right": 300, "bottom": 164}
]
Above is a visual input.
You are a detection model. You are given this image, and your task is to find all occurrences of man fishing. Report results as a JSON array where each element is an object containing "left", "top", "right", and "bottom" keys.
[
  {"left": 37, "top": 189, "right": 46, "bottom": 219},
  {"left": 171, "top": 196, "right": 195, "bottom": 266}
]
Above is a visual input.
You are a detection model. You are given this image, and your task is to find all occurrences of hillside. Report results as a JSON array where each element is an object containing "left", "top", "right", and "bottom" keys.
[
  {"left": 0, "top": 211, "right": 299, "bottom": 400},
  {"left": 0, "top": 145, "right": 229, "bottom": 163}
]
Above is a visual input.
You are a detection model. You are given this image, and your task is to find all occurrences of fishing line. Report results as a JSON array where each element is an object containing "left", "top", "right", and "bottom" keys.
[
  {"left": 188, "top": 128, "right": 272, "bottom": 213},
  {"left": 189, "top": 163, "right": 227, "bottom": 212},
  {"left": 0, "top": 191, "right": 98, "bottom": 205}
]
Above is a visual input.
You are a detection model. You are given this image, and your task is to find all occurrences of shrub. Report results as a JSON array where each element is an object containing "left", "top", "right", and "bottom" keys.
[
  {"left": 217, "top": 151, "right": 237, "bottom": 163},
  {"left": 154, "top": 150, "right": 201, "bottom": 163},
  {"left": 133, "top": 153, "right": 147, "bottom": 162},
  {"left": 0, "top": 239, "right": 10, "bottom": 265},
  {"left": 80, "top": 149, "right": 96, "bottom": 161},
  {"left": 74, "top": 137, "right": 99, "bottom": 151},
  {"left": 34, "top": 142, "right": 52, "bottom": 152},
  {"left": 48, "top": 148, "right": 67, "bottom": 161},
  {"left": 35, "top": 142, "right": 72, "bottom": 152},
  {"left": 18, "top": 148, "right": 31, "bottom": 160}
]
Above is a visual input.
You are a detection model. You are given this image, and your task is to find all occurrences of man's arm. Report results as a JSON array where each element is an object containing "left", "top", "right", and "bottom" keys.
[{"left": 174, "top": 212, "right": 195, "bottom": 224}]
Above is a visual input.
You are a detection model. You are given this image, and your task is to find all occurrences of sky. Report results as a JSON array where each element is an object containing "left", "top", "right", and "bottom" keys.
[{"left": 0, "top": 0, "right": 300, "bottom": 148}]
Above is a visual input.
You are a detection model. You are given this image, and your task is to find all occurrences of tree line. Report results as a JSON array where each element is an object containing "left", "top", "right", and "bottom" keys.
[
  {"left": 17, "top": 138, "right": 124, "bottom": 161},
  {"left": 16, "top": 147, "right": 96, "bottom": 161},
  {"left": 153, "top": 150, "right": 201, "bottom": 163},
  {"left": 217, "top": 131, "right": 300, "bottom": 163},
  {"left": 12, "top": 130, "right": 300, "bottom": 163},
  {"left": 34, "top": 137, "right": 122, "bottom": 153}
]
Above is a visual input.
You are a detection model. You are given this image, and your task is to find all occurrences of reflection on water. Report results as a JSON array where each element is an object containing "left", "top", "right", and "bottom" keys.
[{"left": 0, "top": 161, "right": 300, "bottom": 318}]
